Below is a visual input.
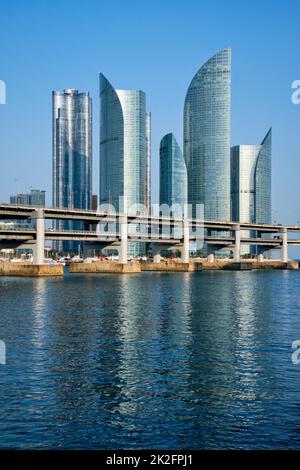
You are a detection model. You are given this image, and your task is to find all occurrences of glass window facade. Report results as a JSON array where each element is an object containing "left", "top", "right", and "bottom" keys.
[
  {"left": 146, "top": 112, "right": 151, "bottom": 212},
  {"left": 231, "top": 145, "right": 262, "bottom": 224},
  {"left": 159, "top": 133, "right": 187, "bottom": 211},
  {"left": 184, "top": 49, "right": 231, "bottom": 221},
  {"left": 254, "top": 129, "right": 272, "bottom": 225},
  {"left": 117, "top": 89, "right": 147, "bottom": 212},
  {"left": 8, "top": 190, "right": 46, "bottom": 229},
  {"left": 52, "top": 89, "right": 92, "bottom": 253},
  {"left": 231, "top": 129, "right": 272, "bottom": 254},
  {"left": 99, "top": 75, "right": 124, "bottom": 211},
  {"left": 99, "top": 74, "right": 149, "bottom": 257},
  {"left": 10, "top": 190, "right": 45, "bottom": 207}
]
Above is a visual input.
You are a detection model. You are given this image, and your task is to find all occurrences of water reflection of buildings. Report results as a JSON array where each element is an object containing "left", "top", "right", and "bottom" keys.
[
  {"left": 231, "top": 273, "right": 277, "bottom": 401},
  {"left": 232, "top": 274, "right": 263, "bottom": 401},
  {"left": 186, "top": 272, "right": 277, "bottom": 446},
  {"left": 2, "top": 272, "right": 290, "bottom": 448},
  {"left": 113, "top": 274, "right": 194, "bottom": 439},
  {"left": 31, "top": 277, "right": 48, "bottom": 350}
]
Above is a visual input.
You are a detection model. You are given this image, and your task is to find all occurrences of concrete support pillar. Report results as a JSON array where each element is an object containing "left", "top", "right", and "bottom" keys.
[
  {"left": 119, "top": 214, "right": 128, "bottom": 264},
  {"left": 33, "top": 209, "right": 45, "bottom": 265},
  {"left": 207, "top": 253, "right": 215, "bottom": 263},
  {"left": 182, "top": 218, "right": 190, "bottom": 263},
  {"left": 233, "top": 223, "right": 240, "bottom": 263},
  {"left": 257, "top": 253, "right": 264, "bottom": 263},
  {"left": 281, "top": 227, "right": 288, "bottom": 263}
]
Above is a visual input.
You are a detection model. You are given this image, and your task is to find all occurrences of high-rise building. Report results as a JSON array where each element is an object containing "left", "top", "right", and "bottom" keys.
[
  {"left": 184, "top": 48, "right": 231, "bottom": 221},
  {"left": 146, "top": 112, "right": 151, "bottom": 212},
  {"left": 159, "top": 133, "right": 187, "bottom": 211},
  {"left": 52, "top": 88, "right": 92, "bottom": 253},
  {"left": 99, "top": 74, "right": 150, "bottom": 257},
  {"left": 7, "top": 190, "right": 46, "bottom": 229},
  {"left": 10, "top": 189, "right": 45, "bottom": 207},
  {"left": 231, "top": 129, "right": 272, "bottom": 254}
]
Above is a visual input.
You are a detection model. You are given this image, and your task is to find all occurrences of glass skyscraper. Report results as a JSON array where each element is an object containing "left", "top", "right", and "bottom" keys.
[
  {"left": 184, "top": 48, "right": 231, "bottom": 221},
  {"left": 100, "top": 74, "right": 150, "bottom": 257},
  {"left": 159, "top": 133, "right": 187, "bottom": 211},
  {"left": 10, "top": 189, "right": 45, "bottom": 207},
  {"left": 146, "top": 112, "right": 151, "bottom": 212},
  {"left": 231, "top": 129, "right": 272, "bottom": 254},
  {"left": 254, "top": 129, "right": 272, "bottom": 225},
  {"left": 52, "top": 88, "right": 92, "bottom": 253},
  {"left": 7, "top": 190, "right": 46, "bottom": 230}
]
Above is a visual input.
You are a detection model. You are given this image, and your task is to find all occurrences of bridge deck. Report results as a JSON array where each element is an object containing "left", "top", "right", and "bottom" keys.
[{"left": 0, "top": 228, "right": 287, "bottom": 247}]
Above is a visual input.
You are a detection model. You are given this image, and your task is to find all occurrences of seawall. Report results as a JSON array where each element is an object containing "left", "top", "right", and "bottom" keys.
[
  {"left": 191, "top": 259, "right": 299, "bottom": 270},
  {"left": 69, "top": 261, "right": 141, "bottom": 274},
  {"left": 141, "top": 262, "right": 202, "bottom": 272},
  {"left": 0, "top": 263, "right": 64, "bottom": 277}
]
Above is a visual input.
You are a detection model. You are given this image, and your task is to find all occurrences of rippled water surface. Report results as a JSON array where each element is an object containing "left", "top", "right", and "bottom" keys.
[{"left": 1, "top": 269, "right": 300, "bottom": 449}]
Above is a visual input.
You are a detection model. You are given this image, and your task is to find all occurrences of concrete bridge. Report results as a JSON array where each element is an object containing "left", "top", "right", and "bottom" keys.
[{"left": 0, "top": 204, "right": 298, "bottom": 265}]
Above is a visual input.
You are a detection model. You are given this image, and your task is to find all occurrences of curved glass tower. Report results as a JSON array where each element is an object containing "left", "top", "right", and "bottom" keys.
[
  {"left": 184, "top": 48, "right": 231, "bottom": 221},
  {"left": 99, "top": 75, "right": 125, "bottom": 211},
  {"left": 254, "top": 128, "right": 272, "bottom": 224},
  {"left": 52, "top": 88, "right": 92, "bottom": 253},
  {"left": 159, "top": 133, "right": 187, "bottom": 210},
  {"left": 231, "top": 128, "right": 272, "bottom": 254},
  {"left": 146, "top": 112, "right": 151, "bottom": 211},
  {"left": 100, "top": 74, "right": 149, "bottom": 213},
  {"left": 100, "top": 74, "right": 150, "bottom": 257}
]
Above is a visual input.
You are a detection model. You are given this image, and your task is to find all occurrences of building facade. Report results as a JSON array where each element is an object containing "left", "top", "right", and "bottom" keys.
[
  {"left": 231, "top": 129, "right": 272, "bottom": 255},
  {"left": 52, "top": 88, "right": 92, "bottom": 253},
  {"left": 99, "top": 74, "right": 150, "bottom": 257},
  {"left": 4, "top": 190, "right": 46, "bottom": 231},
  {"left": 146, "top": 112, "right": 151, "bottom": 212},
  {"left": 184, "top": 48, "right": 231, "bottom": 221},
  {"left": 10, "top": 189, "right": 46, "bottom": 207},
  {"left": 159, "top": 133, "right": 187, "bottom": 211}
]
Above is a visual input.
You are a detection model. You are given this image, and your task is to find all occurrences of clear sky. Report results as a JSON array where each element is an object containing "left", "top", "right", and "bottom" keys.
[{"left": 0, "top": 0, "right": 299, "bottom": 231}]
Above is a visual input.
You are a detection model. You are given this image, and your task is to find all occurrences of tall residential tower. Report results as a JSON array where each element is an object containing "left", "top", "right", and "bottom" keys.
[
  {"left": 10, "top": 189, "right": 46, "bottom": 207},
  {"left": 159, "top": 133, "right": 187, "bottom": 211},
  {"left": 52, "top": 88, "right": 92, "bottom": 252},
  {"left": 99, "top": 74, "right": 150, "bottom": 257},
  {"left": 184, "top": 48, "right": 231, "bottom": 220},
  {"left": 231, "top": 129, "right": 272, "bottom": 254}
]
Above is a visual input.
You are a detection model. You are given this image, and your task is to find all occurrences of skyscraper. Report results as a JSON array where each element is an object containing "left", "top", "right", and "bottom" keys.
[
  {"left": 231, "top": 129, "right": 272, "bottom": 254},
  {"left": 159, "top": 133, "right": 187, "bottom": 211},
  {"left": 146, "top": 112, "right": 151, "bottom": 212},
  {"left": 10, "top": 189, "right": 45, "bottom": 207},
  {"left": 8, "top": 189, "right": 46, "bottom": 229},
  {"left": 184, "top": 48, "right": 231, "bottom": 221},
  {"left": 52, "top": 88, "right": 92, "bottom": 253},
  {"left": 254, "top": 129, "right": 272, "bottom": 225},
  {"left": 99, "top": 74, "right": 150, "bottom": 257}
]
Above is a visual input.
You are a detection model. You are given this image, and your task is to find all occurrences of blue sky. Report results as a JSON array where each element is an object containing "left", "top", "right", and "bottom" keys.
[{"left": 0, "top": 0, "right": 299, "bottom": 232}]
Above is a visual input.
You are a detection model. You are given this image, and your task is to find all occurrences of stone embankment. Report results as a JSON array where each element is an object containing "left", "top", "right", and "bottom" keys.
[{"left": 0, "top": 263, "right": 64, "bottom": 277}]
